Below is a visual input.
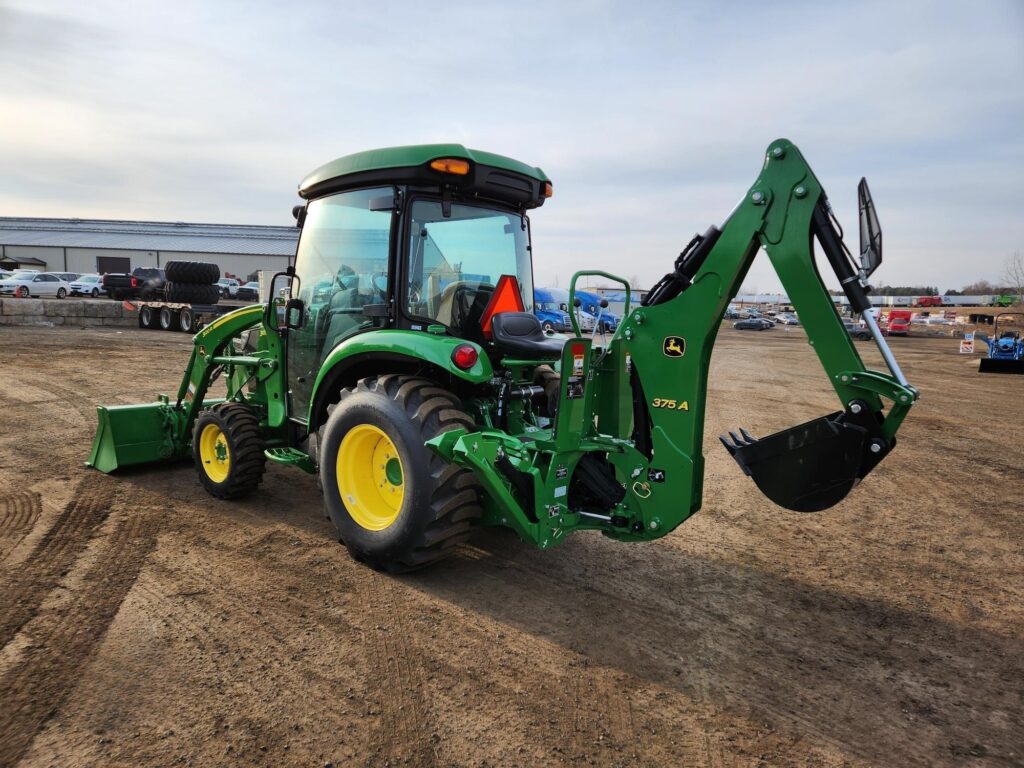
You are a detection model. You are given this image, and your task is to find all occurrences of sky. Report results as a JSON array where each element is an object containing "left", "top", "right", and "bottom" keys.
[{"left": 1, "top": 0, "right": 1022, "bottom": 293}]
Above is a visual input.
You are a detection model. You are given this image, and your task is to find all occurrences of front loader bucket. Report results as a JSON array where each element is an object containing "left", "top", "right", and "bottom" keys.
[
  {"left": 87, "top": 402, "right": 182, "bottom": 473},
  {"left": 979, "top": 358, "right": 1024, "bottom": 374},
  {"left": 720, "top": 410, "right": 889, "bottom": 513}
]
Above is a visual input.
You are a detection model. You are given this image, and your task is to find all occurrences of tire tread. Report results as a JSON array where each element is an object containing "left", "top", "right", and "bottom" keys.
[{"left": 325, "top": 374, "right": 482, "bottom": 571}]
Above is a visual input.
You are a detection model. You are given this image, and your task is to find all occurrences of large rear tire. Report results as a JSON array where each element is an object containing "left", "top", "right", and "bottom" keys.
[
  {"left": 319, "top": 375, "right": 482, "bottom": 571},
  {"left": 165, "top": 282, "right": 220, "bottom": 305},
  {"left": 193, "top": 403, "right": 266, "bottom": 499},
  {"left": 165, "top": 261, "right": 220, "bottom": 285}
]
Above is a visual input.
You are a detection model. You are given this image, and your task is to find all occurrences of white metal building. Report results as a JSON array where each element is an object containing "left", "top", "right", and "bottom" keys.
[{"left": 0, "top": 217, "right": 298, "bottom": 280}]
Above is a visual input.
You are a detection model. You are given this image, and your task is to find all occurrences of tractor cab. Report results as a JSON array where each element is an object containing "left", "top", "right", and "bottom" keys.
[{"left": 284, "top": 145, "right": 553, "bottom": 419}]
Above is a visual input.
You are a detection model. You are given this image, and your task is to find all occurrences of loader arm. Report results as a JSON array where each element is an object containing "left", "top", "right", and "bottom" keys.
[
  {"left": 431, "top": 138, "right": 918, "bottom": 548},
  {"left": 87, "top": 305, "right": 285, "bottom": 472}
]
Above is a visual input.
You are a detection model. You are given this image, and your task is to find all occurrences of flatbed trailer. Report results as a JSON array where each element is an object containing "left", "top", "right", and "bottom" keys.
[{"left": 129, "top": 300, "right": 244, "bottom": 333}]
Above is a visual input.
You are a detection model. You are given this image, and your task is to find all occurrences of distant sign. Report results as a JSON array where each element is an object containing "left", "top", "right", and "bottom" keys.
[
  {"left": 964, "top": 332, "right": 974, "bottom": 342},
  {"left": 960, "top": 339, "right": 975, "bottom": 354}
]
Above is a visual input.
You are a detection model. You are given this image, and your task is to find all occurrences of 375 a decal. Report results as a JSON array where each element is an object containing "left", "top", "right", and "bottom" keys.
[{"left": 651, "top": 398, "right": 689, "bottom": 411}]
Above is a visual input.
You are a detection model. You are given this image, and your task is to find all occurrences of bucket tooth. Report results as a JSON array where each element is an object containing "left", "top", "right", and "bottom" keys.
[{"left": 719, "top": 428, "right": 756, "bottom": 453}]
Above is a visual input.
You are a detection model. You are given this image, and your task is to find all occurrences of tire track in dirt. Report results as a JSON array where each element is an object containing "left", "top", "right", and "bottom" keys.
[
  {"left": 448, "top": 539, "right": 715, "bottom": 766},
  {"left": 355, "top": 573, "right": 438, "bottom": 766},
  {"left": 0, "top": 475, "right": 115, "bottom": 648},
  {"left": 8, "top": 371, "right": 104, "bottom": 423},
  {"left": 566, "top": 662, "right": 642, "bottom": 767},
  {"left": 0, "top": 491, "right": 42, "bottom": 562},
  {"left": 0, "top": 505, "right": 160, "bottom": 767},
  {"left": 443, "top": 543, "right": 651, "bottom": 766}
]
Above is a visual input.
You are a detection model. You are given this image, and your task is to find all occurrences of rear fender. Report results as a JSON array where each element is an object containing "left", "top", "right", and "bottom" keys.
[{"left": 308, "top": 329, "right": 493, "bottom": 429}]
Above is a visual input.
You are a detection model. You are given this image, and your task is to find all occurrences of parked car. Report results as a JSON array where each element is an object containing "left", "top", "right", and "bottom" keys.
[
  {"left": 0, "top": 272, "right": 70, "bottom": 298},
  {"left": 843, "top": 320, "right": 872, "bottom": 340},
  {"left": 723, "top": 307, "right": 742, "bottom": 319},
  {"left": 733, "top": 317, "right": 774, "bottom": 331},
  {"left": 216, "top": 277, "right": 240, "bottom": 298},
  {"left": 775, "top": 312, "right": 800, "bottom": 325},
  {"left": 52, "top": 272, "right": 81, "bottom": 283},
  {"left": 534, "top": 288, "right": 572, "bottom": 332},
  {"left": 235, "top": 281, "right": 261, "bottom": 302},
  {"left": 69, "top": 274, "right": 104, "bottom": 297},
  {"left": 102, "top": 267, "right": 166, "bottom": 299}
]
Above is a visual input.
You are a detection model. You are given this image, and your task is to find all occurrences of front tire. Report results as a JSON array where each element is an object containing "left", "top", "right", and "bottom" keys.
[
  {"left": 57, "top": 287, "right": 67, "bottom": 299},
  {"left": 193, "top": 403, "right": 266, "bottom": 499},
  {"left": 319, "top": 375, "right": 482, "bottom": 571},
  {"left": 91, "top": 287, "right": 99, "bottom": 298}
]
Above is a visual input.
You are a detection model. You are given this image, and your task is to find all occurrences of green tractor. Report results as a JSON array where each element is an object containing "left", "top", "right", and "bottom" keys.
[{"left": 88, "top": 139, "right": 918, "bottom": 570}]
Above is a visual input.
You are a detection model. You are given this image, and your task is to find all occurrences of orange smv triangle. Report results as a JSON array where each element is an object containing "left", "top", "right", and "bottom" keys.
[{"left": 479, "top": 274, "right": 525, "bottom": 339}]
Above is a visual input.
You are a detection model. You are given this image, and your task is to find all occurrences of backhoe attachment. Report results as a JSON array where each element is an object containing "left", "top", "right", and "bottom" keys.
[
  {"left": 656, "top": 143, "right": 917, "bottom": 513},
  {"left": 431, "top": 139, "right": 918, "bottom": 551}
]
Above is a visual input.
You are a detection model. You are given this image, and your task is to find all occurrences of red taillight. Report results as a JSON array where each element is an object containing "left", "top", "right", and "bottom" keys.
[
  {"left": 451, "top": 344, "right": 478, "bottom": 370},
  {"left": 130, "top": 277, "right": 138, "bottom": 288}
]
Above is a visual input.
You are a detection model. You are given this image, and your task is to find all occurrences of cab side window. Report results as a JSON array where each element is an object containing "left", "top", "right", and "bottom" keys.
[{"left": 287, "top": 187, "right": 394, "bottom": 418}]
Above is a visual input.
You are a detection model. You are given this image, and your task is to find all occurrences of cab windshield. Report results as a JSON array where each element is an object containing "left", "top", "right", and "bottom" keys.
[{"left": 404, "top": 200, "right": 533, "bottom": 336}]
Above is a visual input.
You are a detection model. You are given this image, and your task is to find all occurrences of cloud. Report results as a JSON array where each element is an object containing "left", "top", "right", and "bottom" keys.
[{"left": 0, "top": 0, "right": 1022, "bottom": 291}]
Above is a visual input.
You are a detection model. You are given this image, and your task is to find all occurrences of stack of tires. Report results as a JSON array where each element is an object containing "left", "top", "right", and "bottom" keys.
[
  {"left": 164, "top": 261, "right": 221, "bottom": 305},
  {"left": 139, "top": 260, "right": 221, "bottom": 333}
]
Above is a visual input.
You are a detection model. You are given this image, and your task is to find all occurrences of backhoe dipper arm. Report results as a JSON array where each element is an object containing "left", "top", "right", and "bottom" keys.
[{"left": 616, "top": 138, "right": 917, "bottom": 517}]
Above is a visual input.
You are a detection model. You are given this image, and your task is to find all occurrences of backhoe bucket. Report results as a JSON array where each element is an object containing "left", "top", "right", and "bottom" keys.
[
  {"left": 720, "top": 410, "right": 888, "bottom": 513},
  {"left": 979, "top": 358, "right": 1024, "bottom": 374},
  {"left": 87, "top": 402, "right": 180, "bottom": 473}
]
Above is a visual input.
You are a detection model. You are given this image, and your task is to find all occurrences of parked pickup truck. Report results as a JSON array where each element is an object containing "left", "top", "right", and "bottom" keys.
[{"left": 102, "top": 268, "right": 166, "bottom": 299}]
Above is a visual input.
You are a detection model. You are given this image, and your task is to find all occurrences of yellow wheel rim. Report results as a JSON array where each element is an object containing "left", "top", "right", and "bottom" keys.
[
  {"left": 337, "top": 424, "right": 405, "bottom": 531},
  {"left": 199, "top": 423, "right": 231, "bottom": 483}
]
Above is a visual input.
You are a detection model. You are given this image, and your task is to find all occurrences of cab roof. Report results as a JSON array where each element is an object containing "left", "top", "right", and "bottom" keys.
[{"left": 298, "top": 144, "right": 551, "bottom": 209}]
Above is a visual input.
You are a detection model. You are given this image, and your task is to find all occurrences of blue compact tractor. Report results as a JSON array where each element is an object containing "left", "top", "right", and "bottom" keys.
[{"left": 978, "top": 313, "right": 1024, "bottom": 374}]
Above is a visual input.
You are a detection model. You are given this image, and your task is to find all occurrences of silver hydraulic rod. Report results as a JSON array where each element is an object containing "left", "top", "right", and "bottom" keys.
[{"left": 862, "top": 307, "right": 909, "bottom": 387}]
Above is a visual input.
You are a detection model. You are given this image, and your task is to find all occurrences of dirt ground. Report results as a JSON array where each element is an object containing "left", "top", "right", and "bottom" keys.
[{"left": 0, "top": 323, "right": 1021, "bottom": 768}]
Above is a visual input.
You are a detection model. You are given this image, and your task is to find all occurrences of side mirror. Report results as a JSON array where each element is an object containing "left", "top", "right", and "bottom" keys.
[
  {"left": 285, "top": 298, "right": 305, "bottom": 330},
  {"left": 271, "top": 272, "right": 292, "bottom": 300},
  {"left": 574, "top": 298, "right": 582, "bottom": 308},
  {"left": 264, "top": 269, "right": 297, "bottom": 330},
  {"left": 292, "top": 205, "right": 307, "bottom": 227},
  {"left": 599, "top": 298, "right": 609, "bottom": 308},
  {"left": 858, "top": 178, "right": 882, "bottom": 277}
]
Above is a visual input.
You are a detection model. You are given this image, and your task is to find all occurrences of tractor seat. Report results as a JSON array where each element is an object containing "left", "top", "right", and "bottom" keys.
[{"left": 491, "top": 312, "right": 565, "bottom": 359}]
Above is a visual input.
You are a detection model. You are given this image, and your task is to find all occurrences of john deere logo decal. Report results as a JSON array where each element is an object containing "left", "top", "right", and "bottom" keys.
[{"left": 663, "top": 336, "right": 686, "bottom": 357}]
